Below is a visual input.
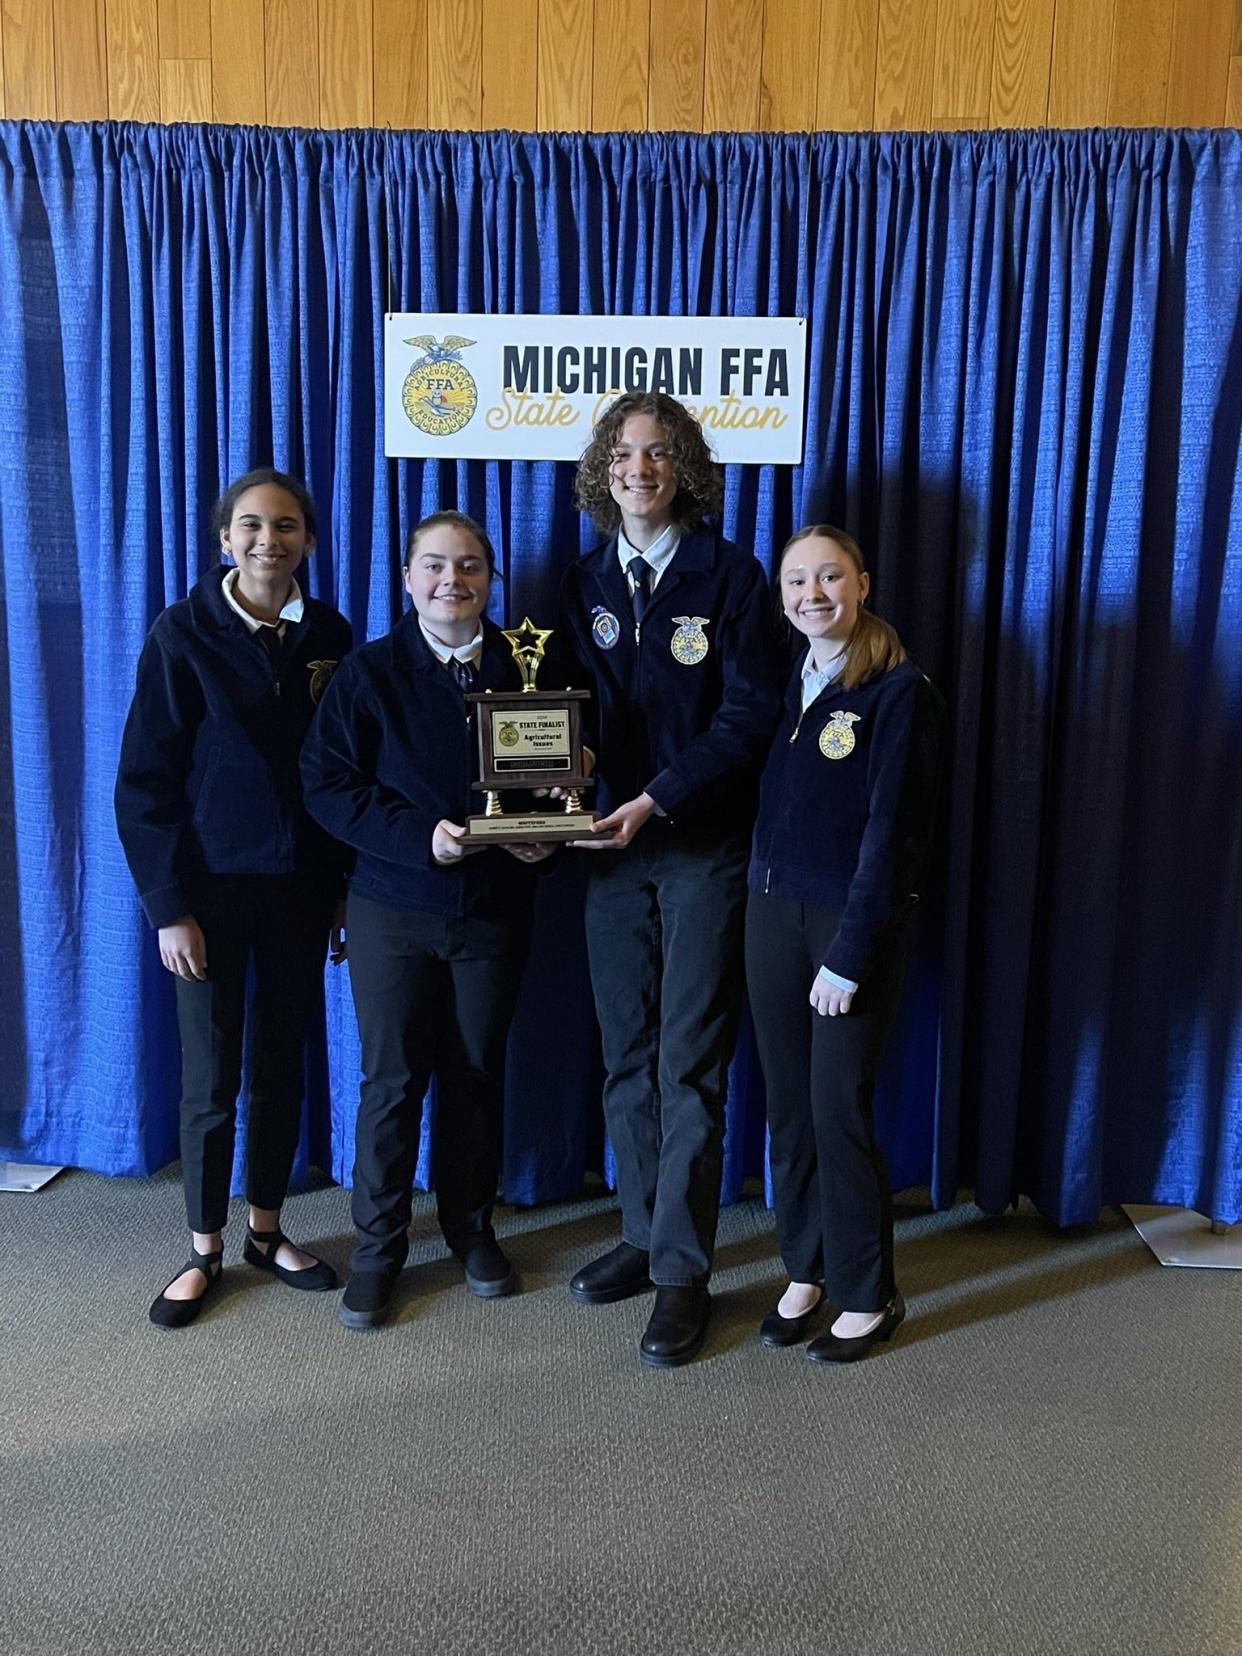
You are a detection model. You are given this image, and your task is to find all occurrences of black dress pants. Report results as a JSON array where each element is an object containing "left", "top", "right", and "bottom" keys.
[
  {"left": 583, "top": 825, "right": 749, "bottom": 1285},
  {"left": 745, "top": 892, "right": 909, "bottom": 1311},
  {"left": 173, "top": 874, "right": 332, "bottom": 1234},
  {"left": 344, "top": 892, "right": 530, "bottom": 1276}
]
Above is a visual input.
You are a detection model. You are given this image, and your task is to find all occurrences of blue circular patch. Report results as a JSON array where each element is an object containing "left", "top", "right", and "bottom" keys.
[{"left": 591, "top": 607, "right": 621, "bottom": 650}]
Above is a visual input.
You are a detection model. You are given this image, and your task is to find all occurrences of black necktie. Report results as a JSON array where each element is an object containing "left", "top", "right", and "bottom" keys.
[
  {"left": 630, "top": 556, "right": 652, "bottom": 624},
  {"left": 256, "top": 624, "right": 283, "bottom": 668},
  {"left": 450, "top": 656, "right": 477, "bottom": 694}
]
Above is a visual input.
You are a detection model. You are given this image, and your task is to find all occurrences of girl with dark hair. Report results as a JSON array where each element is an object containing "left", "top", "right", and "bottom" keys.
[
  {"left": 301, "top": 511, "right": 553, "bottom": 1330},
  {"left": 745, "top": 526, "right": 942, "bottom": 1361},
  {"left": 561, "top": 393, "right": 782, "bottom": 1368},
  {"left": 115, "top": 468, "right": 352, "bottom": 1327}
]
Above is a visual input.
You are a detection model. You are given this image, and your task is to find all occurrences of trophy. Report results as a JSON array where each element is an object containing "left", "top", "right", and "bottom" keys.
[{"left": 463, "top": 617, "right": 601, "bottom": 843}]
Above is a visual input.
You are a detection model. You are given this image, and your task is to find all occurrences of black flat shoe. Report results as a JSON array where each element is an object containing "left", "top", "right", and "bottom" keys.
[
  {"left": 640, "top": 1285, "right": 710, "bottom": 1368},
  {"left": 244, "top": 1224, "right": 338, "bottom": 1291},
  {"left": 805, "top": 1293, "right": 905, "bottom": 1364},
  {"left": 452, "top": 1236, "right": 516, "bottom": 1298},
  {"left": 759, "top": 1290, "right": 824, "bottom": 1348},
  {"left": 338, "top": 1271, "right": 397, "bottom": 1330},
  {"left": 569, "top": 1242, "right": 652, "bottom": 1305},
  {"left": 149, "top": 1245, "right": 223, "bottom": 1329}
]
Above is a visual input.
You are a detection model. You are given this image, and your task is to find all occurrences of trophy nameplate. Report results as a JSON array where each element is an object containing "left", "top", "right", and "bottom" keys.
[{"left": 464, "top": 616, "right": 605, "bottom": 844}]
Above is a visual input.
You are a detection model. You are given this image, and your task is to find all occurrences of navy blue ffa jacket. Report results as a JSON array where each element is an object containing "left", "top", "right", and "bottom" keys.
[
  {"left": 560, "top": 529, "right": 782, "bottom": 832},
  {"left": 114, "top": 565, "right": 352, "bottom": 931},
  {"left": 300, "top": 612, "right": 537, "bottom": 920},
  {"left": 749, "top": 657, "right": 942, "bottom": 983}
]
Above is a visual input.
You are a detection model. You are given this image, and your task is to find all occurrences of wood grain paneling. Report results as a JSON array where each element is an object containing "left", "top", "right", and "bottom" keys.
[
  {"left": 54, "top": 0, "right": 108, "bottom": 120},
  {"left": 375, "top": 0, "right": 428, "bottom": 129},
  {"left": 210, "top": 0, "right": 265, "bottom": 124},
  {"left": 1165, "top": 0, "right": 1232, "bottom": 125},
  {"left": 704, "top": 0, "right": 763, "bottom": 130},
  {"left": 158, "top": 0, "right": 210, "bottom": 59},
  {"left": 649, "top": 0, "right": 705, "bottom": 128},
  {"left": 874, "top": 0, "right": 935, "bottom": 128},
  {"left": 1107, "top": 0, "right": 1174, "bottom": 123},
  {"left": 593, "top": 0, "right": 649, "bottom": 130},
  {"left": 106, "top": 0, "right": 161, "bottom": 120},
  {"left": 7, "top": 0, "right": 1241, "bottom": 130},
  {"left": 990, "top": 0, "right": 1054, "bottom": 125},
  {"left": 1048, "top": 0, "right": 1115, "bottom": 125},
  {"left": 427, "top": 0, "right": 482, "bottom": 128},
  {"left": 538, "top": 0, "right": 592, "bottom": 130},
  {"left": 481, "top": 0, "right": 536, "bottom": 127},
  {"left": 160, "top": 57, "right": 211, "bottom": 121},
  {"left": 817, "top": 0, "right": 879, "bottom": 130},
  {"left": 761, "top": 0, "right": 820, "bottom": 131},
  {"left": 266, "top": 0, "right": 319, "bottom": 129},
  {"left": 320, "top": 0, "right": 373, "bottom": 127},
  {"left": 3, "top": 0, "right": 57, "bottom": 119},
  {"left": 1228, "top": 55, "right": 1242, "bottom": 121},
  {"left": 933, "top": 0, "right": 995, "bottom": 120},
  {"left": 0, "top": 17, "right": 5, "bottom": 117}
]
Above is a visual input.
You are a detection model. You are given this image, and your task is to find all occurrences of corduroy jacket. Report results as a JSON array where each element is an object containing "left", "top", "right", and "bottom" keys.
[
  {"left": 748, "top": 656, "right": 942, "bottom": 983},
  {"left": 114, "top": 564, "right": 352, "bottom": 930},
  {"left": 300, "top": 611, "right": 538, "bottom": 919},
  {"left": 560, "top": 527, "right": 782, "bottom": 833}
]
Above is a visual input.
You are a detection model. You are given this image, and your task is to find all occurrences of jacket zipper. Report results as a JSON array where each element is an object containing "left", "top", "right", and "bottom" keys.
[{"left": 768, "top": 696, "right": 809, "bottom": 893}]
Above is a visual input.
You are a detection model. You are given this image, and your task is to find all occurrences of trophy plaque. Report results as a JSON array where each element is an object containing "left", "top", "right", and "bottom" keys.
[{"left": 464, "top": 617, "right": 602, "bottom": 844}]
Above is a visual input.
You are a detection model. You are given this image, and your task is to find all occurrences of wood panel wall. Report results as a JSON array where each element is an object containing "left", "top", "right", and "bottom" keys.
[{"left": 2, "top": 0, "right": 1240, "bottom": 128}]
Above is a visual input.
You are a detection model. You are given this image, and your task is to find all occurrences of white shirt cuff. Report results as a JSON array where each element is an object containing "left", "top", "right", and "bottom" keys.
[{"left": 817, "top": 966, "right": 858, "bottom": 995}]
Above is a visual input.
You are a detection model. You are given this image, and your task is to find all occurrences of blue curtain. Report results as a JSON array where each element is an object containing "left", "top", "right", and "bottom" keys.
[{"left": 1, "top": 124, "right": 1239, "bottom": 1224}]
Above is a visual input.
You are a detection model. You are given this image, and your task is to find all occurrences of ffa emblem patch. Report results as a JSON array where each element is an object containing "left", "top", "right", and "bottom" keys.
[
  {"left": 498, "top": 721, "right": 520, "bottom": 748},
  {"left": 306, "top": 660, "right": 338, "bottom": 705},
  {"left": 401, "top": 335, "right": 478, "bottom": 437},
  {"left": 670, "top": 617, "right": 710, "bottom": 665},
  {"left": 819, "top": 711, "right": 861, "bottom": 759},
  {"left": 591, "top": 607, "right": 621, "bottom": 650}
]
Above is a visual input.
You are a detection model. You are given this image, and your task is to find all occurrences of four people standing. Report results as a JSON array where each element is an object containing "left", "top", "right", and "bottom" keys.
[{"left": 118, "top": 413, "right": 939, "bottom": 1364}]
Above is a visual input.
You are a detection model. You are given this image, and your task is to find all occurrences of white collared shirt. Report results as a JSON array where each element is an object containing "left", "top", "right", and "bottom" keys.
[
  {"left": 222, "top": 567, "right": 305, "bottom": 636},
  {"left": 617, "top": 523, "right": 682, "bottom": 597},
  {"left": 418, "top": 619, "right": 484, "bottom": 669},
  {"left": 800, "top": 644, "right": 846, "bottom": 711}
]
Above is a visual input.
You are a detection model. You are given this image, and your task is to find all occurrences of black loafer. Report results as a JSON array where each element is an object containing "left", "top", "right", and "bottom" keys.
[
  {"left": 640, "top": 1285, "right": 710, "bottom": 1368},
  {"left": 569, "top": 1242, "right": 651, "bottom": 1305},
  {"left": 805, "top": 1293, "right": 905, "bottom": 1364},
  {"left": 453, "top": 1237, "right": 516, "bottom": 1298},
  {"left": 338, "top": 1271, "right": 397, "bottom": 1330},
  {"left": 759, "top": 1291, "right": 823, "bottom": 1349}
]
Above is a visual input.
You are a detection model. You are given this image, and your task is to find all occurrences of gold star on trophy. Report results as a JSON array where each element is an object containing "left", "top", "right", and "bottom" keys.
[{"left": 501, "top": 616, "right": 553, "bottom": 693}]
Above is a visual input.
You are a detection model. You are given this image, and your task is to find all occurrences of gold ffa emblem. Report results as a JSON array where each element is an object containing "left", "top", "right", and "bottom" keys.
[
  {"left": 497, "top": 721, "right": 520, "bottom": 748},
  {"left": 670, "top": 617, "right": 710, "bottom": 665},
  {"left": 819, "top": 711, "right": 861, "bottom": 759},
  {"left": 402, "top": 335, "right": 478, "bottom": 437},
  {"left": 306, "top": 660, "right": 338, "bottom": 705}
]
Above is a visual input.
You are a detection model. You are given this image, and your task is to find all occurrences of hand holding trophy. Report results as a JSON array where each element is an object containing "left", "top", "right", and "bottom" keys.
[{"left": 464, "top": 617, "right": 606, "bottom": 843}]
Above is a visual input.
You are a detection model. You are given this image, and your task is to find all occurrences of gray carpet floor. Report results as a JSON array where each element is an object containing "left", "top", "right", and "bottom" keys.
[{"left": 3, "top": 1168, "right": 1241, "bottom": 1656}]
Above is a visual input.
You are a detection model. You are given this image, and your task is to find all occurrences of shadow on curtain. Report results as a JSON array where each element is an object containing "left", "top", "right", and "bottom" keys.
[{"left": 0, "top": 124, "right": 1238, "bottom": 1224}]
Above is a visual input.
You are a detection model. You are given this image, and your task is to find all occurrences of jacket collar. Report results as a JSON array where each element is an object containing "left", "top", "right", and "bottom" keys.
[
  {"left": 392, "top": 608, "right": 513, "bottom": 692},
  {"left": 580, "top": 525, "right": 721, "bottom": 617}
]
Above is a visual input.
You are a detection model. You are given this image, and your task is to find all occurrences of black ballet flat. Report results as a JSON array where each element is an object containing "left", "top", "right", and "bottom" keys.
[
  {"left": 148, "top": 1244, "right": 224, "bottom": 1329},
  {"left": 759, "top": 1289, "right": 824, "bottom": 1348},
  {"left": 244, "top": 1224, "right": 338, "bottom": 1292},
  {"left": 805, "top": 1293, "right": 905, "bottom": 1364}
]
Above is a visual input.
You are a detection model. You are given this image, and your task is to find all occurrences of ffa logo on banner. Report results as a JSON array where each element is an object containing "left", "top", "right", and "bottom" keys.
[{"left": 402, "top": 336, "right": 479, "bottom": 437}]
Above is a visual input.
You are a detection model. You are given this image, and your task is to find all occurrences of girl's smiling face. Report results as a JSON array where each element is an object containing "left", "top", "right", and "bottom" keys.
[{"left": 779, "top": 535, "right": 870, "bottom": 642}]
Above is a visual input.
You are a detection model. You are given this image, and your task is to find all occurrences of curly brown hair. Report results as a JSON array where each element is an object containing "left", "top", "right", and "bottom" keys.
[{"left": 574, "top": 393, "right": 723, "bottom": 533}]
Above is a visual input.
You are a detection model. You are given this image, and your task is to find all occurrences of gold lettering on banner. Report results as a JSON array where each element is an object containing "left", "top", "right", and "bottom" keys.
[
  {"left": 587, "top": 388, "right": 789, "bottom": 431},
  {"left": 485, "top": 390, "right": 582, "bottom": 431}
]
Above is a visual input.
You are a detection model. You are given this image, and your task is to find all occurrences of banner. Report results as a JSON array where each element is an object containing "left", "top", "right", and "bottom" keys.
[{"left": 383, "top": 314, "right": 807, "bottom": 464}]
